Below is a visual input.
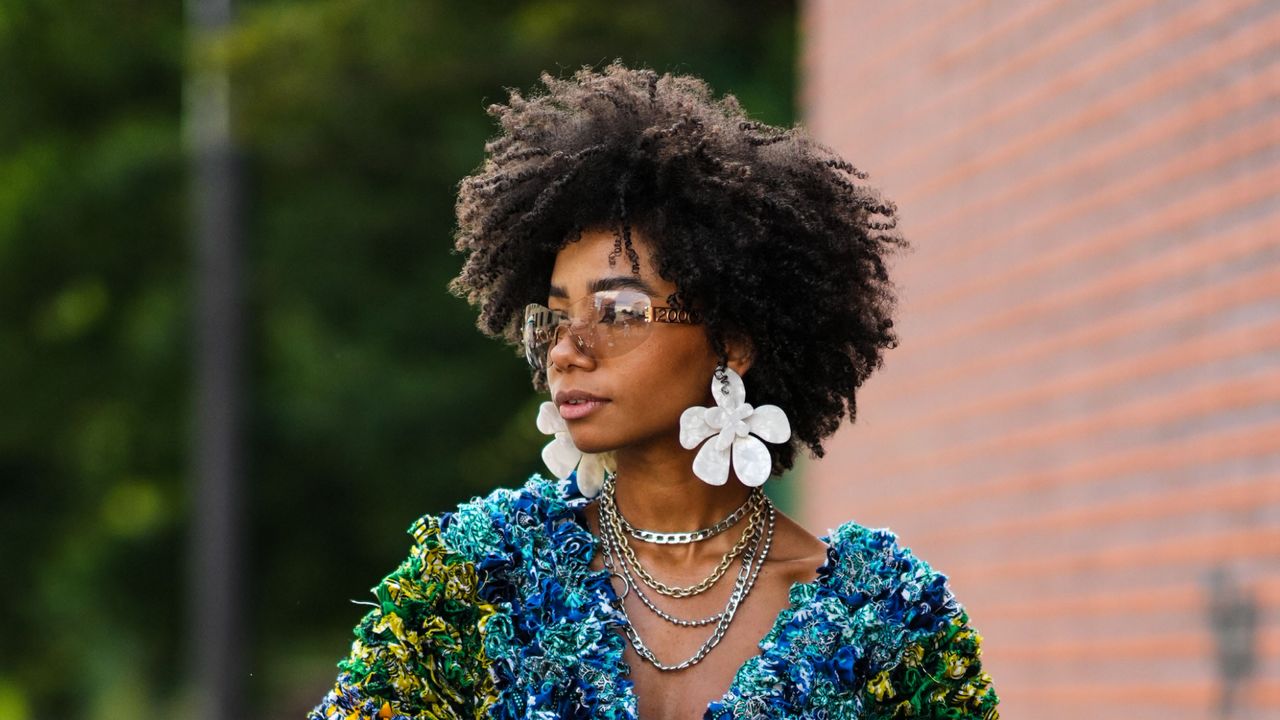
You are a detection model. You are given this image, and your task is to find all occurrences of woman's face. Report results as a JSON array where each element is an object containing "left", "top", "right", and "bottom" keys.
[{"left": 544, "top": 227, "right": 724, "bottom": 455}]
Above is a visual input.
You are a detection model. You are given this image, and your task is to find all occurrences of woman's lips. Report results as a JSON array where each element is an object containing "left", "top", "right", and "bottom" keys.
[{"left": 558, "top": 399, "right": 609, "bottom": 420}]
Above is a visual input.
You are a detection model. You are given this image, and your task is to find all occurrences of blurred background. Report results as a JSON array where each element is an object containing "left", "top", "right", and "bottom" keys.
[
  {"left": 802, "top": 1, "right": 1280, "bottom": 718},
  {"left": 0, "top": 1, "right": 1275, "bottom": 719}
]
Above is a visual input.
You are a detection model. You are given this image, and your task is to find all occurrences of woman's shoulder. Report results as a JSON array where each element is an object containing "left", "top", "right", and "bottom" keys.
[
  {"left": 817, "top": 519, "right": 957, "bottom": 614},
  {"left": 715, "top": 519, "right": 1000, "bottom": 718},
  {"left": 822, "top": 519, "right": 999, "bottom": 717},
  {"left": 308, "top": 474, "right": 600, "bottom": 720},
  {"left": 764, "top": 517, "right": 967, "bottom": 648},
  {"left": 812, "top": 519, "right": 984, "bottom": 665}
]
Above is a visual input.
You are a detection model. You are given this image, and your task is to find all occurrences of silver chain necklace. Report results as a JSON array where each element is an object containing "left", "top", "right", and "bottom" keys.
[
  {"left": 600, "top": 499, "right": 777, "bottom": 671},
  {"left": 606, "top": 472, "right": 763, "bottom": 545},
  {"left": 600, "top": 479, "right": 762, "bottom": 597},
  {"left": 602, "top": 504, "right": 773, "bottom": 629},
  {"left": 600, "top": 515, "right": 728, "bottom": 627},
  {"left": 600, "top": 495, "right": 739, "bottom": 626}
]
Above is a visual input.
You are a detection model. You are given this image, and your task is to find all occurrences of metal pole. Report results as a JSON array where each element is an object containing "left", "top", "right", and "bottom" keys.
[{"left": 184, "top": 1, "right": 244, "bottom": 717}]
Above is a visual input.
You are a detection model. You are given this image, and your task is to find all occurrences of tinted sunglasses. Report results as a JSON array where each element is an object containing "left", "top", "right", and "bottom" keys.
[{"left": 522, "top": 289, "right": 700, "bottom": 370}]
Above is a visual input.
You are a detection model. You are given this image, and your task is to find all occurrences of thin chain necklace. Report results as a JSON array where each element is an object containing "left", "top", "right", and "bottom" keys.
[
  {"left": 600, "top": 478, "right": 761, "bottom": 597},
  {"left": 596, "top": 473, "right": 777, "bottom": 671},
  {"left": 602, "top": 502, "right": 776, "bottom": 671},
  {"left": 602, "top": 506, "right": 767, "bottom": 628},
  {"left": 600, "top": 510, "right": 730, "bottom": 627},
  {"left": 599, "top": 484, "right": 760, "bottom": 626}
]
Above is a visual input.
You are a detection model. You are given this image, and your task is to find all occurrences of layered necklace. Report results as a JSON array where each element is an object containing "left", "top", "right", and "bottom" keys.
[{"left": 597, "top": 472, "right": 776, "bottom": 672}]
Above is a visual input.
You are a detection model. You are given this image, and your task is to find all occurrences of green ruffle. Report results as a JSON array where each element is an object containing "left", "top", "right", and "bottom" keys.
[
  {"left": 861, "top": 612, "right": 999, "bottom": 719},
  {"left": 312, "top": 516, "right": 499, "bottom": 719}
]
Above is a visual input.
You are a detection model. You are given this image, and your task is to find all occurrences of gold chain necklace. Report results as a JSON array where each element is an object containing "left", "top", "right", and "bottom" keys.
[
  {"left": 599, "top": 475, "right": 761, "bottom": 598},
  {"left": 598, "top": 492, "right": 778, "bottom": 671},
  {"left": 601, "top": 488, "right": 760, "bottom": 598}
]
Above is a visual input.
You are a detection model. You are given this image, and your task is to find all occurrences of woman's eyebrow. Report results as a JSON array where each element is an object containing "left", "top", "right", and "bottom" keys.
[{"left": 547, "top": 276, "right": 659, "bottom": 298}]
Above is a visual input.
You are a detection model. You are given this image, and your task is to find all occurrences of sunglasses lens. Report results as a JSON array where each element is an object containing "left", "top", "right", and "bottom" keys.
[
  {"left": 592, "top": 290, "right": 650, "bottom": 356},
  {"left": 523, "top": 304, "right": 560, "bottom": 370},
  {"left": 522, "top": 290, "right": 655, "bottom": 369}
]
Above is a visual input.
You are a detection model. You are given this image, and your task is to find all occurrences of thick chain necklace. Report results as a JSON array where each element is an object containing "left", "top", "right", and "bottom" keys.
[
  {"left": 602, "top": 503, "right": 775, "bottom": 671},
  {"left": 613, "top": 481, "right": 764, "bottom": 545},
  {"left": 602, "top": 506, "right": 770, "bottom": 628},
  {"left": 600, "top": 485, "right": 758, "bottom": 624},
  {"left": 597, "top": 472, "right": 777, "bottom": 672},
  {"left": 600, "top": 478, "right": 761, "bottom": 598}
]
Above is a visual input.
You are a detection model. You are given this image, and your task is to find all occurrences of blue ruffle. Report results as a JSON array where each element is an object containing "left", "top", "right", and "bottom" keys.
[
  {"left": 439, "top": 474, "right": 638, "bottom": 719},
  {"left": 431, "top": 473, "right": 992, "bottom": 719}
]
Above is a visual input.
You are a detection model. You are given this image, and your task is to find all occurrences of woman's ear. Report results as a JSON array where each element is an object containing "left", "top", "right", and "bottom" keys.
[{"left": 724, "top": 334, "right": 755, "bottom": 377}]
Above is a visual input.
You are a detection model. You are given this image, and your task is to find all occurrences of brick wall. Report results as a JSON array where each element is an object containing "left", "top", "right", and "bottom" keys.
[{"left": 799, "top": 1, "right": 1280, "bottom": 717}]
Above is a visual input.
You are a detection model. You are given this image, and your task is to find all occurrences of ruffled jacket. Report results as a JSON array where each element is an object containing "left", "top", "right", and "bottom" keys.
[{"left": 309, "top": 475, "right": 999, "bottom": 719}]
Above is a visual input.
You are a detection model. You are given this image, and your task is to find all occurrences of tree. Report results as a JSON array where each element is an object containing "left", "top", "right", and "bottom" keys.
[{"left": 0, "top": 1, "right": 796, "bottom": 715}]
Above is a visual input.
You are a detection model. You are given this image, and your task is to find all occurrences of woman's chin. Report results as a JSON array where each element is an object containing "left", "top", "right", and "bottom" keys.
[{"left": 573, "top": 440, "right": 617, "bottom": 456}]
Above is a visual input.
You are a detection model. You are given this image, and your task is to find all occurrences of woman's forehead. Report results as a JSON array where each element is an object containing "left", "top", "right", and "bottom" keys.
[{"left": 548, "top": 228, "right": 674, "bottom": 298}]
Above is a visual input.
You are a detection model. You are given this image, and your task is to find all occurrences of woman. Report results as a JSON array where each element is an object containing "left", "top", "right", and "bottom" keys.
[{"left": 310, "top": 63, "right": 998, "bottom": 719}]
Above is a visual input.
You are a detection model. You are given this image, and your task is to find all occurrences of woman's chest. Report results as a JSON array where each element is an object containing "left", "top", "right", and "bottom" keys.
[
  {"left": 542, "top": 500, "right": 832, "bottom": 718},
  {"left": 610, "top": 555, "right": 819, "bottom": 719}
]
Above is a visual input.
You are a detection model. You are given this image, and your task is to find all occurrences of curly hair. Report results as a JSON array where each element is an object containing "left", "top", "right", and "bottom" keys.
[{"left": 450, "top": 62, "right": 907, "bottom": 475}]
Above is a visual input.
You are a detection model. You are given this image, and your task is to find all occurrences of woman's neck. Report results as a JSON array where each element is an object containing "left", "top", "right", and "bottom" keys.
[{"left": 608, "top": 444, "right": 754, "bottom": 533}]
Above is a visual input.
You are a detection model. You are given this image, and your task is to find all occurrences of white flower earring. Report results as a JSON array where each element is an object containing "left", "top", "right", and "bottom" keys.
[
  {"left": 679, "top": 365, "right": 791, "bottom": 487},
  {"left": 536, "top": 401, "right": 615, "bottom": 498}
]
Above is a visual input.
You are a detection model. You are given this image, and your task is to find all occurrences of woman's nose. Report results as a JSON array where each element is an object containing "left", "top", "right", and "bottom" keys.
[{"left": 547, "top": 324, "right": 595, "bottom": 373}]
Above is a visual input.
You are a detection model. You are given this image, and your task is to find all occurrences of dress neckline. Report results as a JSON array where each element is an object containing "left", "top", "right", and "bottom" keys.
[{"left": 565, "top": 482, "right": 838, "bottom": 718}]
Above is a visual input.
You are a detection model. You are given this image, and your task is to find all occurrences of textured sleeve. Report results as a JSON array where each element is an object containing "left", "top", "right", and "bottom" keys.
[
  {"left": 861, "top": 609, "right": 999, "bottom": 719},
  {"left": 308, "top": 515, "right": 500, "bottom": 720},
  {"left": 813, "top": 523, "right": 999, "bottom": 719}
]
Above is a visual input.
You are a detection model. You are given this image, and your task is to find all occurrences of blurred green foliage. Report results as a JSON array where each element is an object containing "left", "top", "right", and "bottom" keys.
[{"left": 0, "top": 0, "right": 795, "bottom": 716}]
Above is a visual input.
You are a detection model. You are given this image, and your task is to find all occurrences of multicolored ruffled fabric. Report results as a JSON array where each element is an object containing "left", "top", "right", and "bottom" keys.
[
  {"left": 308, "top": 515, "right": 499, "bottom": 720},
  {"left": 706, "top": 523, "right": 998, "bottom": 719},
  {"left": 310, "top": 474, "right": 998, "bottom": 719}
]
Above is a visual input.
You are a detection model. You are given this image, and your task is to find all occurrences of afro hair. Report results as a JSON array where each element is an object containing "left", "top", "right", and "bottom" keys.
[{"left": 450, "top": 62, "right": 908, "bottom": 475}]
